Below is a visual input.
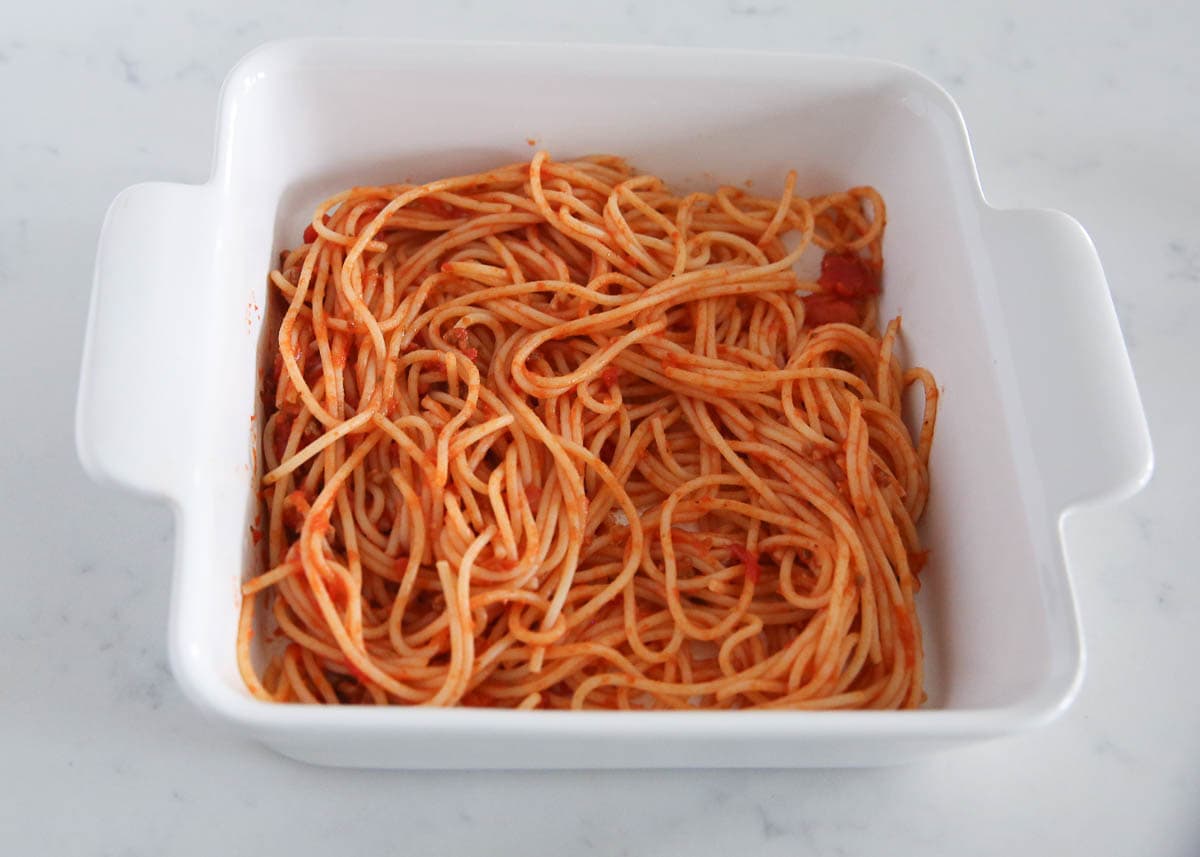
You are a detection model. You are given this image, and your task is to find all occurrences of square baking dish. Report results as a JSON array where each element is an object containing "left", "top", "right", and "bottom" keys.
[{"left": 76, "top": 39, "right": 1152, "bottom": 768}]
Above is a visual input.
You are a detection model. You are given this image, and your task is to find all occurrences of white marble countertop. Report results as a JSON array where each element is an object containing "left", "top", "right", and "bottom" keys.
[{"left": 2, "top": 1, "right": 1196, "bottom": 853}]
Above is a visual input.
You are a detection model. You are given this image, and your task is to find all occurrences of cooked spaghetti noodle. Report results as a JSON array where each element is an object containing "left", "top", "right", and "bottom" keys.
[{"left": 238, "top": 152, "right": 938, "bottom": 710}]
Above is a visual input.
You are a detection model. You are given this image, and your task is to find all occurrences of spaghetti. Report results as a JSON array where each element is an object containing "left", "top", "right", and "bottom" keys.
[{"left": 238, "top": 152, "right": 938, "bottom": 710}]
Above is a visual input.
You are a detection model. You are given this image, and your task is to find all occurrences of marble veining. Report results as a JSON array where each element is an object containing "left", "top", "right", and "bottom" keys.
[{"left": 1, "top": 1, "right": 1197, "bottom": 855}]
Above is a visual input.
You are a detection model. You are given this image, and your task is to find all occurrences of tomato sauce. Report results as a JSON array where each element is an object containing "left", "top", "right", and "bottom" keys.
[
  {"left": 729, "top": 544, "right": 762, "bottom": 583},
  {"left": 893, "top": 606, "right": 917, "bottom": 668},
  {"left": 302, "top": 214, "right": 330, "bottom": 244}
]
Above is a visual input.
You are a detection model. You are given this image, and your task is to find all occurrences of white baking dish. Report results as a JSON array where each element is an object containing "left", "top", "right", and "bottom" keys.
[{"left": 75, "top": 39, "right": 1152, "bottom": 768}]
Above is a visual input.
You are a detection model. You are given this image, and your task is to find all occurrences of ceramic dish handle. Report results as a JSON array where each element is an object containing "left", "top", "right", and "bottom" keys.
[
  {"left": 76, "top": 182, "right": 218, "bottom": 500},
  {"left": 981, "top": 207, "right": 1153, "bottom": 516}
]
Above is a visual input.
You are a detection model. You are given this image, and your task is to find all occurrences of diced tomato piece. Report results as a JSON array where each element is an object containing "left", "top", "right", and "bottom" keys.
[
  {"left": 819, "top": 252, "right": 878, "bottom": 299},
  {"left": 802, "top": 294, "right": 860, "bottom": 326}
]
